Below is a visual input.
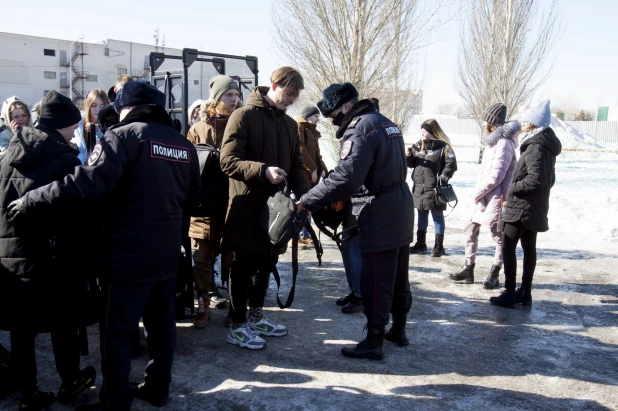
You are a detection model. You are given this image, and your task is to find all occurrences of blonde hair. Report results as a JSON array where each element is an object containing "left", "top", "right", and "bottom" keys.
[
  {"left": 84, "top": 89, "right": 110, "bottom": 133},
  {"left": 116, "top": 75, "right": 133, "bottom": 87},
  {"left": 270, "top": 66, "right": 304, "bottom": 93},
  {"left": 9, "top": 101, "right": 31, "bottom": 125},
  {"left": 521, "top": 122, "right": 538, "bottom": 133},
  {"left": 421, "top": 119, "right": 452, "bottom": 152}
]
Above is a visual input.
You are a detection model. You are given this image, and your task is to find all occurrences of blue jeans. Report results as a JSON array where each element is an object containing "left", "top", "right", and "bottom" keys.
[
  {"left": 417, "top": 209, "right": 445, "bottom": 235},
  {"left": 341, "top": 234, "right": 362, "bottom": 296}
]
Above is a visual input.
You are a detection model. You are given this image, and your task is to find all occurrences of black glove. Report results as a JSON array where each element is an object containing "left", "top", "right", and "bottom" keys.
[
  {"left": 437, "top": 174, "right": 449, "bottom": 187},
  {"left": 7, "top": 198, "right": 27, "bottom": 221}
]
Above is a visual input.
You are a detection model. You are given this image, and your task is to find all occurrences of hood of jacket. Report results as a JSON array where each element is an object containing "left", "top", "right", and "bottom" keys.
[
  {"left": 521, "top": 126, "right": 562, "bottom": 157},
  {"left": 335, "top": 99, "right": 376, "bottom": 139},
  {"left": 2, "top": 96, "right": 21, "bottom": 124},
  {"left": 7, "top": 125, "right": 78, "bottom": 172},
  {"left": 246, "top": 86, "right": 287, "bottom": 116},
  {"left": 484, "top": 120, "right": 521, "bottom": 148}
]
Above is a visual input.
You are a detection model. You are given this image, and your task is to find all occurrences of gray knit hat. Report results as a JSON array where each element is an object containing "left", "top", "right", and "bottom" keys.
[
  {"left": 209, "top": 75, "right": 239, "bottom": 102},
  {"left": 521, "top": 100, "right": 551, "bottom": 128},
  {"left": 482, "top": 103, "right": 507, "bottom": 125},
  {"left": 301, "top": 105, "right": 319, "bottom": 120}
]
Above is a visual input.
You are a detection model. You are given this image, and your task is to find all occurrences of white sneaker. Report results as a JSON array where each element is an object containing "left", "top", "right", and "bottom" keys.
[
  {"left": 227, "top": 323, "right": 266, "bottom": 350},
  {"left": 249, "top": 316, "right": 288, "bottom": 337}
]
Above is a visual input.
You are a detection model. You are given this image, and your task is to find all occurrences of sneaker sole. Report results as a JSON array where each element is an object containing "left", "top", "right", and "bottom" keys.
[
  {"left": 251, "top": 329, "right": 288, "bottom": 337},
  {"left": 226, "top": 334, "right": 266, "bottom": 349}
]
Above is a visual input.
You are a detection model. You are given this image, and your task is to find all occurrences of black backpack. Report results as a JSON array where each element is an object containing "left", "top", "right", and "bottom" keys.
[{"left": 194, "top": 144, "right": 227, "bottom": 217}]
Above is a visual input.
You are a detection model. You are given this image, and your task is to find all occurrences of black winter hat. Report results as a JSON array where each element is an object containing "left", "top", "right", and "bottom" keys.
[
  {"left": 114, "top": 80, "right": 166, "bottom": 113},
  {"left": 301, "top": 105, "right": 319, "bottom": 120},
  {"left": 98, "top": 104, "right": 120, "bottom": 133},
  {"left": 107, "top": 86, "right": 117, "bottom": 103},
  {"left": 317, "top": 82, "right": 359, "bottom": 116},
  {"left": 37, "top": 90, "right": 82, "bottom": 129},
  {"left": 482, "top": 103, "right": 507, "bottom": 125}
]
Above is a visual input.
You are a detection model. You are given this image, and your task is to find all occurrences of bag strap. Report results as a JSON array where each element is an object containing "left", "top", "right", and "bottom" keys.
[
  {"left": 304, "top": 222, "right": 323, "bottom": 265},
  {"left": 313, "top": 218, "right": 342, "bottom": 251},
  {"left": 271, "top": 236, "right": 298, "bottom": 309}
]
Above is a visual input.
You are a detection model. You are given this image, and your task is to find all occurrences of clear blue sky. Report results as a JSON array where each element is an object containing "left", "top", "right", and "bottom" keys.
[{"left": 3, "top": 0, "right": 616, "bottom": 112}]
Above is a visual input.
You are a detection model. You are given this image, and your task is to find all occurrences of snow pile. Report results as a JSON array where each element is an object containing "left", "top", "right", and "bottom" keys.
[{"left": 550, "top": 117, "right": 618, "bottom": 150}]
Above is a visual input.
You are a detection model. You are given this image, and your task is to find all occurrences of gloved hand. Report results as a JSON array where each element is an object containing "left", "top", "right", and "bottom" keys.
[
  {"left": 437, "top": 174, "right": 449, "bottom": 187},
  {"left": 7, "top": 198, "right": 27, "bottom": 221}
]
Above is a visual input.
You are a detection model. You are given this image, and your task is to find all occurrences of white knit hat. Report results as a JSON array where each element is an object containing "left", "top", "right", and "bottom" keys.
[{"left": 521, "top": 100, "right": 551, "bottom": 128}]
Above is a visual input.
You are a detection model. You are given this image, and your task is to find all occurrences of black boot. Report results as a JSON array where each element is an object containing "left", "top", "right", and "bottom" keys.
[
  {"left": 336, "top": 291, "right": 355, "bottom": 307},
  {"left": 130, "top": 382, "right": 169, "bottom": 407},
  {"left": 483, "top": 265, "right": 501, "bottom": 289},
  {"left": 409, "top": 230, "right": 427, "bottom": 254},
  {"left": 449, "top": 264, "right": 474, "bottom": 284},
  {"left": 430, "top": 234, "right": 445, "bottom": 257},
  {"left": 384, "top": 314, "right": 409, "bottom": 347},
  {"left": 341, "top": 295, "right": 364, "bottom": 314},
  {"left": 515, "top": 288, "right": 532, "bottom": 306},
  {"left": 341, "top": 324, "right": 385, "bottom": 360},
  {"left": 489, "top": 290, "right": 517, "bottom": 309}
]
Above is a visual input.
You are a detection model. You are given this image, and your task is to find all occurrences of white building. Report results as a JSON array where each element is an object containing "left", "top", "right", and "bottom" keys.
[{"left": 0, "top": 32, "right": 247, "bottom": 110}]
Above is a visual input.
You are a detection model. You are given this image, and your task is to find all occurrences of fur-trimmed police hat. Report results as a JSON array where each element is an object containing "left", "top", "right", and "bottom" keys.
[
  {"left": 114, "top": 80, "right": 166, "bottom": 113},
  {"left": 316, "top": 82, "right": 359, "bottom": 117}
]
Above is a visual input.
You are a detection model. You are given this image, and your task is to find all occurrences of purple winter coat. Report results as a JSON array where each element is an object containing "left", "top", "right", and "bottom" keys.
[{"left": 471, "top": 120, "right": 520, "bottom": 226}]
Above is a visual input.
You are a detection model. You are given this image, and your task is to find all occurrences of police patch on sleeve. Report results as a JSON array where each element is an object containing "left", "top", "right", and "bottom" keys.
[
  {"left": 87, "top": 144, "right": 103, "bottom": 166},
  {"left": 150, "top": 141, "right": 190, "bottom": 163},
  {"left": 340, "top": 141, "right": 353, "bottom": 159},
  {"left": 382, "top": 123, "right": 403, "bottom": 139}
]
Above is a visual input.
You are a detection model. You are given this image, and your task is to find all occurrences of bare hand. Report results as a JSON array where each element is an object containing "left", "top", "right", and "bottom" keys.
[
  {"left": 311, "top": 170, "right": 318, "bottom": 184},
  {"left": 296, "top": 201, "right": 305, "bottom": 213},
  {"left": 266, "top": 167, "right": 287, "bottom": 185},
  {"left": 9, "top": 120, "right": 22, "bottom": 133},
  {"left": 406, "top": 148, "right": 412, "bottom": 157},
  {"left": 321, "top": 170, "right": 326, "bottom": 178}
]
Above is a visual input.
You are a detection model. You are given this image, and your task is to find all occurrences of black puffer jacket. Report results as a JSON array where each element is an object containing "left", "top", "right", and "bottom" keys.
[
  {"left": 18, "top": 105, "right": 202, "bottom": 284},
  {"left": 0, "top": 125, "right": 99, "bottom": 332},
  {"left": 501, "top": 127, "right": 562, "bottom": 232},
  {"left": 300, "top": 100, "right": 413, "bottom": 253},
  {"left": 406, "top": 138, "right": 457, "bottom": 211}
]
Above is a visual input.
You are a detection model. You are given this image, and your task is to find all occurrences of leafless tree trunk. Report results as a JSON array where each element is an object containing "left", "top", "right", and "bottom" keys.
[
  {"left": 456, "top": 0, "right": 562, "bottom": 133},
  {"left": 272, "top": 0, "right": 452, "bottom": 131}
]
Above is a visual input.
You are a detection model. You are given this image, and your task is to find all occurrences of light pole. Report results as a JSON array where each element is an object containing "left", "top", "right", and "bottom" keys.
[{"left": 69, "top": 37, "right": 83, "bottom": 102}]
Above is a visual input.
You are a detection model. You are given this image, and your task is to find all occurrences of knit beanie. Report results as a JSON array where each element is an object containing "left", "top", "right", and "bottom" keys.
[
  {"left": 301, "top": 105, "right": 319, "bottom": 120},
  {"left": 521, "top": 100, "right": 551, "bottom": 128},
  {"left": 114, "top": 80, "right": 166, "bottom": 113},
  {"left": 37, "top": 91, "right": 81, "bottom": 129},
  {"left": 209, "top": 75, "right": 239, "bottom": 103},
  {"left": 482, "top": 103, "right": 507, "bottom": 125},
  {"left": 317, "top": 82, "right": 359, "bottom": 116}
]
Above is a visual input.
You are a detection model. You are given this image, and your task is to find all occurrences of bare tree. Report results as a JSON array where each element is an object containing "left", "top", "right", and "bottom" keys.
[
  {"left": 272, "top": 0, "right": 452, "bottom": 131},
  {"left": 456, "top": 0, "right": 562, "bottom": 129}
]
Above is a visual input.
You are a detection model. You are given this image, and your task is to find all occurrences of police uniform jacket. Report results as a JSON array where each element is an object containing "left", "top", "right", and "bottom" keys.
[
  {"left": 17, "top": 104, "right": 202, "bottom": 285},
  {"left": 300, "top": 100, "right": 413, "bottom": 253},
  {"left": 406, "top": 138, "right": 457, "bottom": 211},
  {"left": 220, "top": 87, "right": 309, "bottom": 257},
  {"left": 0, "top": 125, "right": 98, "bottom": 332}
]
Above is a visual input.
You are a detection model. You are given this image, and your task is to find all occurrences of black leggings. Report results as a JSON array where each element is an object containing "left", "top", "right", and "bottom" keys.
[{"left": 502, "top": 221, "right": 538, "bottom": 292}]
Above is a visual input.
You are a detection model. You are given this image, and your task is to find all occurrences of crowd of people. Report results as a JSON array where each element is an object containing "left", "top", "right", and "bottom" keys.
[{"left": 0, "top": 66, "right": 561, "bottom": 410}]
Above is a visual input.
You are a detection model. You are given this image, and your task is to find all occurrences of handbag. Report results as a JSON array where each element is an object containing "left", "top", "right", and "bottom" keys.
[{"left": 433, "top": 147, "right": 458, "bottom": 212}]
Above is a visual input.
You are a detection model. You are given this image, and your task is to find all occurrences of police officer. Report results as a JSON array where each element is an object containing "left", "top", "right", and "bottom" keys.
[
  {"left": 8, "top": 81, "right": 202, "bottom": 409},
  {"left": 297, "top": 82, "right": 414, "bottom": 360}
]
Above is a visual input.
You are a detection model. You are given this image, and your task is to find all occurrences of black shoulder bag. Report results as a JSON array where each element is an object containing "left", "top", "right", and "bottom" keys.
[
  {"left": 433, "top": 147, "right": 458, "bottom": 213},
  {"left": 259, "top": 180, "right": 322, "bottom": 308}
]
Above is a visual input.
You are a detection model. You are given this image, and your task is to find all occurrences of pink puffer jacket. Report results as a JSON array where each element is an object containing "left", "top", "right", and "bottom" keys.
[{"left": 471, "top": 120, "right": 520, "bottom": 226}]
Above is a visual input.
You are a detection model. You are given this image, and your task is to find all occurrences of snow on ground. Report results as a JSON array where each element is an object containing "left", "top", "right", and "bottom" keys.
[{"left": 319, "top": 119, "right": 618, "bottom": 250}]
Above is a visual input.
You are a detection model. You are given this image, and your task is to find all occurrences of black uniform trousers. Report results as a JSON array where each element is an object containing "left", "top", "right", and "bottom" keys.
[
  {"left": 360, "top": 246, "right": 412, "bottom": 326},
  {"left": 99, "top": 278, "right": 176, "bottom": 410},
  {"left": 11, "top": 327, "right": 80, "bottom": 396}
]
